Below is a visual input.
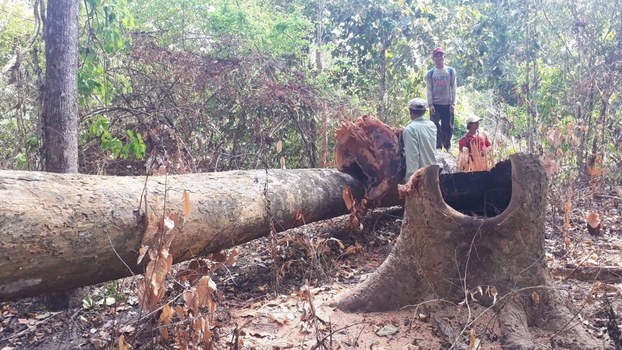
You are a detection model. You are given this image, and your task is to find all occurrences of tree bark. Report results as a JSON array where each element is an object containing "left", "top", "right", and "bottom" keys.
[
  {"left": 0, "top": 169, "right": 400, "bottom": 301},
  {"left": 335, "top": 154, "right": 598, "bottom": 349},
  {"left": 42, "top": 0, "right": 79, "bottom": 173}
]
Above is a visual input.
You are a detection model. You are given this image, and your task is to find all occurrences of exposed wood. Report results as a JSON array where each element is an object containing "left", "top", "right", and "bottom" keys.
[
  {"left": 335, "top": 154, "right": 599, "bottom": 349},
  {"left": 0, "top": 169, "right": 400, "bottom": 301},
  {"left": 335, "top": 115, "right": 404, "bottom": 207}
]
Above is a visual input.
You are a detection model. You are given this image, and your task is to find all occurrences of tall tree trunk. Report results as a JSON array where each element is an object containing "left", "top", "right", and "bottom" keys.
[
  {"left": 335, "top": 154, "right": 598, "bottom": 349},
  {"left": 0, "top": 169, "right": 401, "bottom": 301},
  {"left": 42, "top": 0, "right": 79, "bottom": 173},
  {"left": 315, "top": 0, "right": 324, "bottom": 72},
  {"left": 376, "top": 37, "right": 388, "bottom": 120}
]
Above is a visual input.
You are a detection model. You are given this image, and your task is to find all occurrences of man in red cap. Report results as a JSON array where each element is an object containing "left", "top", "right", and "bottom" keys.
[{"left": 426, "top": 47, "right": 457, "bottom": 151}]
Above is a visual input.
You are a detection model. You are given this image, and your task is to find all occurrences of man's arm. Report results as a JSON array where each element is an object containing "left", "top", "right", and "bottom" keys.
[
  {"left": 458, "top": 136, "right": 468, "bottom": 152},
  {"left": 425, "top": 70, "right": 434, "bottom": 113},
  {"left": 450, "top": 68, "right": 457, "bottom": 105},
  {"left": 482, "top": 132, "right": 492, "bottom": 150}
]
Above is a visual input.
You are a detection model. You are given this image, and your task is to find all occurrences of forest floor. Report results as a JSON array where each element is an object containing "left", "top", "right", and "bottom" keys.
[{"left": 1, "top": 184, "right": 621, "bottom": 349}]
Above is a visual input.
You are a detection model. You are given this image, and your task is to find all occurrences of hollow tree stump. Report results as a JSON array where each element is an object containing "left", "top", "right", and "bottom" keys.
[{"left": 335, "top": 153, "right": 599, "bottom": 349}]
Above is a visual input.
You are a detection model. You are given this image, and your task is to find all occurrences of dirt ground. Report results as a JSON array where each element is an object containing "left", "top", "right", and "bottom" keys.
[{"left": 1, "top": 184, "right": 621, "bottom": 349}]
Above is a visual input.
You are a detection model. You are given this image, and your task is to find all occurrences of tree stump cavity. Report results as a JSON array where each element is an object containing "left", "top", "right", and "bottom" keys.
[{"left": 335, "top": 153, "right": 599, "bottom": 349}]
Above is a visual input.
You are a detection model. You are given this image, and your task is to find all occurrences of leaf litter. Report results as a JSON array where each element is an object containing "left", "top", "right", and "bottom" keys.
[{"left": 1, "top": 185, "right": 622, "bottom": 349}]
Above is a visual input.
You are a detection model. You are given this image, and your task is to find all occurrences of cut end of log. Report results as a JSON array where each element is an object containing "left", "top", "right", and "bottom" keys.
[{"left": 334, "top": 115, "right": 405, "bottom": 207}]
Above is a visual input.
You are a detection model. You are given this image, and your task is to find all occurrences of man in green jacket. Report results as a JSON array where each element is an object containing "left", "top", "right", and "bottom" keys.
[{"left": 403, "top": 98, "right": 438, "bottom": 183}]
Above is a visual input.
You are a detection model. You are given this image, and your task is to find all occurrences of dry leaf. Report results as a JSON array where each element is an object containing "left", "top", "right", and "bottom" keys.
[
  {"left": 547, "top": 127, "right": 563, "bottom": 148},
  {"left": 137, "top": 245, "right": 149, "bottom": 265},
  {"left": 141, "top": 219, "right": 160, "bottom": 248},
  {"left": 118, "top": 335, "right": 130, "bottom": 350},
  {"left": 586, "top": 211, "right": 601, "bottom": 235},
  {"left": 586, "top": 212, "right": 600, "bottom": 228},
  {"left": 531, "top": 292, "right": 540, "bottom": 304},
  {"left": 280, "top": 156, "right": 286, "bottom": 169},
  {"left": 468, "top": 328, "right": 480, "bottom": 350},
  {"left": 159, "top": 304, "right": 173, "bottom": 325},
  {"left": 542, "top": 156, "right": 560, "bottom": 177},
  {"left": 291, "top": 208, "right": 305, "bottom": 226},
  {"left": 226, "top": 248, "right": 240, "bottom": 266},
  {"left": 163, "top": 217, "right": 175, "bottom": 231},
  {"left": 342, "top": 186, "right": 354, "bottom": 211},
  {"left": 376, "top": 324, "right": 399, "bottom": 337},
  {"left": 159, "top": 327, "right": 169, "bottom": 342},
  {"left": 139, "top": 251, "right": 173, "bottom": 312},
  {"left": 174, "top": 305, "right": 186, "bottom": 320},
  {"left": 342, "top": 242, "right": 363, "bottom": 257},
  {"left": 276, "top": 140, "right": 283, "bottom": 153},
  {"left": 182, "top": 190, "right": 192, "bottom": 223},
  {"left": 183, "top": 290, "right": 198, "bottom": 315}
]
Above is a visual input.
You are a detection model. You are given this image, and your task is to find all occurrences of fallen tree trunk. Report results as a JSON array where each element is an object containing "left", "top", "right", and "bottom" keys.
[{"left": 0, "top": 169, "right": 400, "bottom": 301}]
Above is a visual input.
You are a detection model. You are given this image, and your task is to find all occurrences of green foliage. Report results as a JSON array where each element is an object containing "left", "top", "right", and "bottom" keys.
[
  {"left": 82, "top": 281, "right": 124, "bottom": 310},
  {"left": 130, "top": 0, "right": 311, "bottom": 59},
  {"left": 0, "top": 2, "right": 33, "bottom": 61},
  {"left": 122, "top": 130, "right": 146, "bottom": 160},
  {"left": 86, "top": 116, "right": 145, "bottom": 160},
  {"left": 1, "top": 0, "right": 620, "bottom": 187},
  {"left": 78, "top": 0, "right": 135, "bottom": 105}
]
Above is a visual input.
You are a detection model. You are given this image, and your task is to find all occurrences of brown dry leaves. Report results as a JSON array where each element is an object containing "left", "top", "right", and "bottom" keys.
[
  {"left": 137, "top": 191, "right": 189, "bottom": 312},
  {"left": 342, "top": 185, "right": 367, "bottom": 231},
  {"left": 135, "top": 190, "right": 225, "bottom": 348},
  {"left": 138, "top": 246, "right": 173, "bottom": 312}
]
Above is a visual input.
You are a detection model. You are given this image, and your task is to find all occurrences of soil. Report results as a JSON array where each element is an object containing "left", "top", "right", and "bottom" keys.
[{"left": 1, "top": 185, "right": 621, "bottom": 349}]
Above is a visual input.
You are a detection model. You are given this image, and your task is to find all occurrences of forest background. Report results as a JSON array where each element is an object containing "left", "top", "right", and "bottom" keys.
[
  {"left": 1, "top": 0, "right": 620, "bottom": 186},
  {"left": 1, "top": 0, "right": 621, "bottom": 348}
]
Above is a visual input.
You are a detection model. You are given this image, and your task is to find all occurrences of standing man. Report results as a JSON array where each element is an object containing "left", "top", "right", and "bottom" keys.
[
  {"left": 403, "top": 98, "right": 437, "bottom": 182},
  {"left": 426, "top": 47, "right": 457, "bottom": 151}
]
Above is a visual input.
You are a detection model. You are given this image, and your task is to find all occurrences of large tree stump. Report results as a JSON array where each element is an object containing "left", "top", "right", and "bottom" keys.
[{"left": 335, "top": 153, "right": 599, "bottom": 349}]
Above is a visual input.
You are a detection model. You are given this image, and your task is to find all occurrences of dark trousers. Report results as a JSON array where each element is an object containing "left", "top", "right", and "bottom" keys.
[{"left": 431, "top": 104, "right": 454, "bottom": 150}]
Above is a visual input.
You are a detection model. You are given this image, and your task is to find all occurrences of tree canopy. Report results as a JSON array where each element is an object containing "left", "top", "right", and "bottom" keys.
[{"left": 0, "top": 0, "right": 620, "bottom": 184}]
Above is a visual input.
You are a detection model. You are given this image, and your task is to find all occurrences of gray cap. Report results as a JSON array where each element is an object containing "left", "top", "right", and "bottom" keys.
[
  {"left": 408, "top": 98, "right": 427, "bottom": 111},
  {"left": 466, "top": 116, "right": 482, "bottom": 124}
]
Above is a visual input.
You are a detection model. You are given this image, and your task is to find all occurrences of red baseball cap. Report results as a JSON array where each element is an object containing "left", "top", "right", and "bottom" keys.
[{"left": 432, "top": 47, "right": 445, "bottom": 56}]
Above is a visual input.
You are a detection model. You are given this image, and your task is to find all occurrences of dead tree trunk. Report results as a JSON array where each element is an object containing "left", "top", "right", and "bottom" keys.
[
  {"left": 335, "top": 154, "right": 598, "bottom": 349},
  {"left": 0, "top": 169, "right": 400, "bottom": 301}
]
